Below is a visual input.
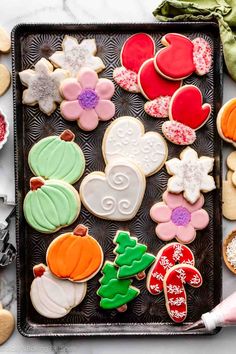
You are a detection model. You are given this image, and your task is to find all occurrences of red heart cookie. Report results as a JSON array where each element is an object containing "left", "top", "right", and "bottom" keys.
[
  {"left": 138, "top": 59, "right": 182, "bottom": 101},
  {"left": 169, "top": 85, "right": 211, "bottom": 130},
  {"left": 155, "top": 33, "right": 212, "bottom": 80},
  {"left": 121, "top": 33, "right": 155, "bottom": 74}
]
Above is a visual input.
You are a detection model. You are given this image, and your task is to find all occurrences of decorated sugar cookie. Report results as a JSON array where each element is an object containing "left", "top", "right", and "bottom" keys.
[
  {"left": 155, "top": 33, "right": 212, "bottom": 80},
  {"left": 162, "top": 85, "right": 211, "bottom": 145},
  {"left": 28, "top": 129, "right": 85, "bottom": 184},
  {"left": 166, "top": 147, "right": 215, "bottom": 204},
  {"left": 164, "top": 264, "right": 203, "bottom": 323},
  {"left": 46, "top": 224, "right": 103, "bottom": 282},
  {"left": 102, "top": 116, "right": 168, "bottom": 176},
  {"left": 217, "top": 98, "right": 236, "bottom": 146},
  {"left": 60, "top": 67, "right": 115, "bottom": 131},
  {"left": 23, "top": 177, "right": 80, "bottom": 233},
  {"left": 113, "top": 33, "right": 155, "bottom": 93},
  {"left": 19, "top": 58, "right": 69, "bottom": 115},
  {"left": 0, "top": 110, "right": 9, "bottom": 150},
  {"left": 147, "top": 243, "right": 194, "bottom": 295},
  {"left": 138, "top": 59, "right": 182, "bottom": 118},
  {"left": 113, "top": 230, "right": 155, "bottom": 280},
  {"left": 30, "top": 264, "right": 87, "bottom": 318},
  {"left": 97, "top": 261, "right": 140, "bottom": 312},
  {"left": 50, "top": 35, "right": 105, "bottom": 77},
  {"left": 150, "top": 191, "right": 209, "bottom": 244},
  {"left": 80, "top": 158, "right": 146, "bottom": 221}
]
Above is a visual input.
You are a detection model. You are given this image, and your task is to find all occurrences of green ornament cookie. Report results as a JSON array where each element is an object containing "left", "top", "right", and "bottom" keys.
[
  {"left": 23, "top": 177, "right": 80, "bottom": 233},
  {"left": 97, "top": 261, "right": 139, "bottom": 312},
  {"left": 114, "top": 230, "right": 155, "bottom": 280},
  {"left": 28, "top": 130, "right": 85, "bottom": 184}
]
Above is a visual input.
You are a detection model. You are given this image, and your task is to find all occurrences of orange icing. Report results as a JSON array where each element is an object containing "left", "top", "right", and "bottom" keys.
[
  {"left": 221, "top": 99, "right": 236, "bottom": 141},
  {"left": 47, "top": 232, "right": 102, "bottom": 281}
]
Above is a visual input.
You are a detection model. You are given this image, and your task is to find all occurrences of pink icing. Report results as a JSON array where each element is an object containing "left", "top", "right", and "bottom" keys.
[
  {"left": 60, "top": 67, "right": 115, "bottom": 131},
  {"left": 150, "top": 191, "right": 209, "bottom": 243},
  {"left": 147, "top": 243, "right": 194, "bottom": 295},
  {"left": 192, "top": 37, "right": 212, "bottom": 76},
  {"left": 0, "top": 114, "right": 6, "bottom": 142},
  {"left": 144, "top": 96, "right": 171, "bottom": 118},
  {"left": 162, "top": 121, "right": 196, "bottom": 145},
  {"left": 113, "top": 66, "right": 140, "bottom": 93}
]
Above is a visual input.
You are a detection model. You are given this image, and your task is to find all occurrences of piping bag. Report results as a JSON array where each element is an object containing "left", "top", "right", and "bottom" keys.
[{"left": 184, "top": 291, "right": 236, "bottom": 331}]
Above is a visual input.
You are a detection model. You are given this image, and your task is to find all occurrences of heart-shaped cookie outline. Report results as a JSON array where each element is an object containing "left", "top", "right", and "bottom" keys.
[
  {"left": 102, "top": 116, "right": 168, "bottom": 176},
  {"left": 80, "top": 158, "right": 146, "bottom": 221},
  {"left": 169, "top": 85, "right": 211, "bottom": 131}
]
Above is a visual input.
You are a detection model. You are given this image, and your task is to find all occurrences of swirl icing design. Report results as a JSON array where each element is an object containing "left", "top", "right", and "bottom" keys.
[
  {"left": 24, "top": 177, "right": 80, "bottom": 233},
  {"left": 28, "top": 130, "right": 85, "bottom": 184},
  {"left": 103, "top": 116, "right": 168, "bottom": 176},
  {"left": 80, "top": 159, "right": 146, "bottom": 221}
]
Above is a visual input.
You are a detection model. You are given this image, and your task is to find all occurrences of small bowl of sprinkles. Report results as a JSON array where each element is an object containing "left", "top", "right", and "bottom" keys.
[
  {"left": 223, "top": 230, "right": 236, "bottom": 274},
  {"left": 0, "top": 110, "right": 9, "bottom": 150}
]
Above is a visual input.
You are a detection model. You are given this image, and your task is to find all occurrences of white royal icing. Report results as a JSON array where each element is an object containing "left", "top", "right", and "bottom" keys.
[
  {"left": 103, "top": 116, "right": 167, "bottom": 176},
  {"left": 166, "top": 147, "right": 215, "bottom": 204},
  {"left": 80, "top": 158, "right": 146, "bottom": 221},
  {"left": 49, "top": 36, "right": 105, "bottom": 77},
  {"left": 30, "top": 267, "right": 87, "bottom": 318}
]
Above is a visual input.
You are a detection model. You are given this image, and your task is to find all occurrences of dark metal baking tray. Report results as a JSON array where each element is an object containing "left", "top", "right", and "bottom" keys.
[{"left": 12, "top": 22, "right": 223, "bottom": 337}]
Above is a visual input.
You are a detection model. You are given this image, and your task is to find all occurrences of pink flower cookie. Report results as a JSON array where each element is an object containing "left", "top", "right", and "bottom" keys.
[
  {"left": 164, "top": 264, "right": 203, "bottom": 323},
  {"left": 60, "top": 67, "right": 115, "bottom": 131},
  {"left": 147, "top": 243, "right": 194, "bottom": 295},
  {"left": 150, "top": 191, "right": 209, "bottom": 244}
]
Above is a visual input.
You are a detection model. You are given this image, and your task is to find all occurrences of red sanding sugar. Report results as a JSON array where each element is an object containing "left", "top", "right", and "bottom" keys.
[{"left": 0, "top": 114, "right": 6, "bottom": 142}]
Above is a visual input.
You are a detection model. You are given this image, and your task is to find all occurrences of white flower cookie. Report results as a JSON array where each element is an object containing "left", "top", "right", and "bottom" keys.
[
  {"left": 19, "top": 58, "right": 69, "bottom": 115},
  {"left": 80, "top": 159, "right": 146, "bottom": 221},
  {"left": 49, "top": 35, "right": 105, "bottom": 77},
  {"left": 102, "top": 116, "right": 168, "bottom": 177},
  {"left": 166, "top": 147, "right": 215, "bottom": 204}
]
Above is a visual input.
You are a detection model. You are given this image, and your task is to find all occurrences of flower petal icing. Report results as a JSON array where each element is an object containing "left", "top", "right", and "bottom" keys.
[
  {"left": 150, "top": 202, "right": 172, "bottom": 223},
  {"left": 78, "top": 109, "right": 98, "bottom": 131},
  {"left": 191, "top": 209, "right": 209, "bottom": 229},
  {"left": 163, "top": 191, "right": 184, "bottom": 209},
  {"left": 78, "top": 68, "right": 98, "bottom": 89},
  {"left": 156, "top": 221, "right": 177, "bottom": 241},
  {"left": 95, "top": 78, "right": 115, "bottom": 99},
  {"left": 61, "top": 80, "right": 82, "bottom": 100},
  {"left": 61, "top": 100, "right": 83, "bottom": 121},
  {"left": 176, "top": 224, "right": 196, "bottom": 244},
  {"left": 95, "top": 100, "right": 115, "bottom": 121}
]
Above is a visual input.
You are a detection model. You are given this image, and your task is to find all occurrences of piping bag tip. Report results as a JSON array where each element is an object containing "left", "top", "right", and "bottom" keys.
[{"left": 182, "top": 319, "right": 206, "bottom": 331}]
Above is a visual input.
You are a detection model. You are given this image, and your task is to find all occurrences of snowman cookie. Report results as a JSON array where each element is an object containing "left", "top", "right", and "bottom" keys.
[
  {"left": 166, "top": 147, "right": 215, "bottom": 204},
  {"left": 102, "top": 116, "right": 168, "bottom": 176},
  {"left": 155, "top": 33, "right": 212, "bottom": 80},
  {"left": 50, "top": 35, "right": 105, "bottom": 77},
  {"left": 30, "top": 264, "right": 87, "bottom": 318},
  {"left": 19, "top": 58, "right": 69, "bottom": 115}
]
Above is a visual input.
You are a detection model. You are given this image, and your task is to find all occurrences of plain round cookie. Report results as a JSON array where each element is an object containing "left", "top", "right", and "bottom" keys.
[{"left": 0, "top": 303, "right": 14, "bottom": 345}]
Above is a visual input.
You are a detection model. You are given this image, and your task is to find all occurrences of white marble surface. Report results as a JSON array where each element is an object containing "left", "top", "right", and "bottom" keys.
[{"left": 1, "top": 0, "right": 236, "bottom": 353}]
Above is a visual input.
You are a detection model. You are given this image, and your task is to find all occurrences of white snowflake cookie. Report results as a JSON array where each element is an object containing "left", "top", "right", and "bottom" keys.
[
  {"left": 165, "top": 147, "right": 216, "bottom": 204},
  {"left": 19, "top": 58, "right": 69, "bottom": 115},
  {"left": 50, "top": 35, "right": 105, "bottom": 77}
]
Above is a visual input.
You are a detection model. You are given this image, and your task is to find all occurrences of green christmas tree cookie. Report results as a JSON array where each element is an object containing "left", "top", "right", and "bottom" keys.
[
  {"left": 28, "top": 129, "right": 85, "bottom": 184},
  {"left": 97, "top": 261, "right": 139, "bottom": 312},
  {"left": 113, "top": 230, "right": 155, "bottom": 280}
]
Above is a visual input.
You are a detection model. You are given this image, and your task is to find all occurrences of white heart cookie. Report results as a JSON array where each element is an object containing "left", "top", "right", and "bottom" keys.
[
  {"left": 102, "top": 116, "right": 168, "bottom": 176},
  {"left": 80, "top": 159, "right": 146, "bottom": 221}
]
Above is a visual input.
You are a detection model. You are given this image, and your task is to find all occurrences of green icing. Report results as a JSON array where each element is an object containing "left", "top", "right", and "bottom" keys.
[
  {"left": 97, "top": 262, "right": 139, "bottom": 310},
  {"left": 114, "top": 231, "right": 155, "bottom": 278},
  {"left": 28, "top": 136, "right": 85, "bottom": 184},
  {"left": 23, "top": 181, "right": 80, "bottom": 233}
]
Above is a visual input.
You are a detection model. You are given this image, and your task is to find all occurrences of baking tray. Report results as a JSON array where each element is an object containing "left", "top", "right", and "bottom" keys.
[{"left": 12, "top": 22, "right": 223, "bottom": 337}]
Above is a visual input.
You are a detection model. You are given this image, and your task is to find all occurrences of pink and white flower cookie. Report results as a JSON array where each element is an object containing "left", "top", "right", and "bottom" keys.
[
  {"left": 147, "top": 242, "right": 194, "bottom": 295},
  {"left": 150, "top": 191, "right": 209, "bottom": 244},
  {"left": 60, "top": 67, "right": 115, "bottom": 131}
]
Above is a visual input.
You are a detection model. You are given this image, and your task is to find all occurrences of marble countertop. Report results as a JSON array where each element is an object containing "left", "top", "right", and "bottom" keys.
[{"left": 1, "top": 0, "right": 236, "bottom": 353}]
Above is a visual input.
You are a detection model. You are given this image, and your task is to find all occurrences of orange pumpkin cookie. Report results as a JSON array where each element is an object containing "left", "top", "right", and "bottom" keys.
[
  {"left": 217, "top": 98, "right": 236, "bottom": 146},
  {"left": 46, "top": 224, "right": 103, "bottom": 282}
]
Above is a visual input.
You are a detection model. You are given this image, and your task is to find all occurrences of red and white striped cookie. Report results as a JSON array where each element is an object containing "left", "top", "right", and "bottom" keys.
[
  {"left": 164, "top": 264, "right": 203, "bottom": 323},
  {"left": 146, "top": 243, "right": 194, "bottom": 295}
]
